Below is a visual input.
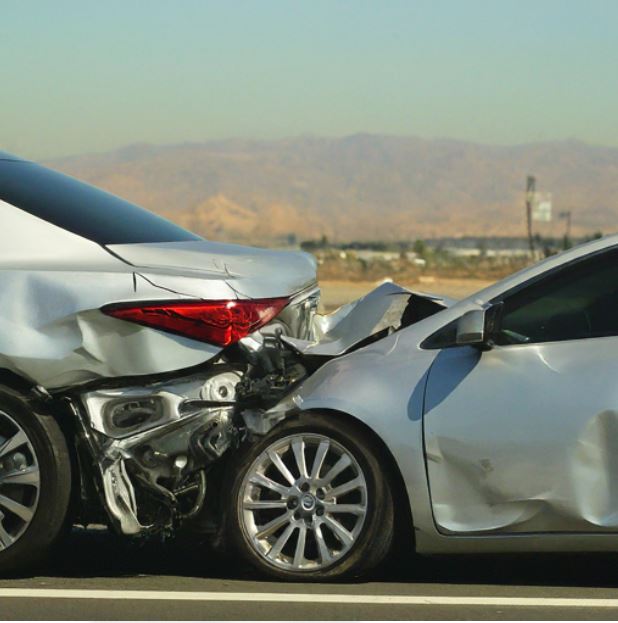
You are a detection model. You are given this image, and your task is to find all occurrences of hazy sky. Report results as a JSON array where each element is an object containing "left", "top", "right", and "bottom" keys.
[{"left": 2, "top": 0, "right": 617, "bottom": 158}]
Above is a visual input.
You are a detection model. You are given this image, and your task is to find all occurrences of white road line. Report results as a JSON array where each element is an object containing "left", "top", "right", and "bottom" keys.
[{"left": 0, "top": 589, "right": 616, "bottom": 608}]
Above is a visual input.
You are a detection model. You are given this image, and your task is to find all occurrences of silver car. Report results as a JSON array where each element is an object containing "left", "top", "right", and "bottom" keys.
[{"left": 0, "top": 151, "right": 616, "bottom": 581}]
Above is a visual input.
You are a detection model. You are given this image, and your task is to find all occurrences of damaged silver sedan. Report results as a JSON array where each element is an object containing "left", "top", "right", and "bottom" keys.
[{"left": 1, "top": 150, "right": 618, "bottom": 580}]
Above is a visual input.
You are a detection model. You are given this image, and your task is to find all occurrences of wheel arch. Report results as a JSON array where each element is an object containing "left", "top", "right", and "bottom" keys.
[
  {"left": 298, "top": 407, "right": 415, "bottom": 551},
  {"left": 0, "top": 369, "right": 83, "bottom": 525},
  {"left": 0, "top": 368, "right": 38, "bottom": 396},
  {"left": 0, "top": 376, "right": 73, "bottom": 569}
]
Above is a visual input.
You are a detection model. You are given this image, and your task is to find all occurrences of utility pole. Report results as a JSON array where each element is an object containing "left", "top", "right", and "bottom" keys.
[
  {"left": 526, "top": 175, "right": 536, "bottom": 255},
  {"left": 559, "top": 210, "right": 572, "bottom": 249}
]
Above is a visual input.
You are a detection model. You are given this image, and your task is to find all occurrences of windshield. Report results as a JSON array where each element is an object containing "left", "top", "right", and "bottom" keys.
[{"left": 0, "top": 160, "right": 201, "bottom": 245}]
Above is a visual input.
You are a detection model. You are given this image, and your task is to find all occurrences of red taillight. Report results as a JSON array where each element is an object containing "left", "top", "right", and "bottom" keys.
[{"left": 102, "top": 298, "right": 289, "bottom": 347}]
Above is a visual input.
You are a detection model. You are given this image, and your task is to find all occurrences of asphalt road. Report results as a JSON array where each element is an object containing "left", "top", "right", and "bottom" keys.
[{"left": 2, "top": 529, "right": 618, "bottom": 620}]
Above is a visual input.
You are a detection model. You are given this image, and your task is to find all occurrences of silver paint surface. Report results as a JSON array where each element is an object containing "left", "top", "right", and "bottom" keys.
[
  {"left": 108, "top": 240, "right": 317, "bottom": 299},
  {"left": 424, "top": 338, "right": 618, "bottom": 535},
  {"left": 277, "top": 234, "right": 618, "bottom": 553},
  {"left": 0, "top": 199, "right": 316, "bottom": 388}
]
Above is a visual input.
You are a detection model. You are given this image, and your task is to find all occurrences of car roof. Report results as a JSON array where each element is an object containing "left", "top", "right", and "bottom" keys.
[
  {"left": 465, "top": 232, "right": 618, "bottom": 306},
  {"left": 0, "top": 150, "right": 26, "bottom": 162},
  {"left": 0, "top": 156, "right": 201, "bottom": 246}
]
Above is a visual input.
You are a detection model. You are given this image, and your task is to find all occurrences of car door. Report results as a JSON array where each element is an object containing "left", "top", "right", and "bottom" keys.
[{"left": 423, "top": 248, "right": 618, "bottom": 535}]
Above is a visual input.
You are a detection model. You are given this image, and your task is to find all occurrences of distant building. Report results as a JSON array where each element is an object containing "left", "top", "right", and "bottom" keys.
[{"left": 353, "top": 250, "right": 401, "bottom": 262}]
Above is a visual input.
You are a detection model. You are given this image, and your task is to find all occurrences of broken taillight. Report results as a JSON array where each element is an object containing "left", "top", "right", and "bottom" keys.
[{"left": 102, "top": 298, "right": 289, "bottom": 347}]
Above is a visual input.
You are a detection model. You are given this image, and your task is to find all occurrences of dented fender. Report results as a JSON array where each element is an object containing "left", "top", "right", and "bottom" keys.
[{"left": 264, "top": 326, "right": 443, "bottom": 544}]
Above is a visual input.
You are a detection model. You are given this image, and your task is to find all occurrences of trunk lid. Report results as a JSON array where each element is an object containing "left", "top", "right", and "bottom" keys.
[{"left": 106, "top": 240, "right": 318, "bottom": 298}]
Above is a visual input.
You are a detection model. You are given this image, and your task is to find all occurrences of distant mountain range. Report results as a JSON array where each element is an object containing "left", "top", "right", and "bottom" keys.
[{"left": 46, "top": 135, "right": 618, "bottom": 244}]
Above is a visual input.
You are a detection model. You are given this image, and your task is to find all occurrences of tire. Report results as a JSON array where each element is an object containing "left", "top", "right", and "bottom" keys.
[
  {"left": 0, "top": 387, "right": 72, "bottom": 574},
  {"left": 225, "top": 412, "right": 394, "bottom": 581}
]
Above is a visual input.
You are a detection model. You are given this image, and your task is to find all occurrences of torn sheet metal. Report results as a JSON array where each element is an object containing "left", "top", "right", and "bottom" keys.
[
  {"left": 424, "top": 338, "right": 618, "bottom": 534},
  {"left": 82, "top": 371, "right": 235, "bottom": 534},
  {"left": 99, "top": 406, "right": 231, "bottom": 534},
  {"left": 282, "top": 282, "right": 452, "bottom": 357}
]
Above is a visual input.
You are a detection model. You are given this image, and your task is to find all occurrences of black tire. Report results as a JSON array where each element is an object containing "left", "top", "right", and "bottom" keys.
[
  {"left": 225, "top": 412, "right": 394, "bottom": 581},
  {"left": 0, "top": 387, "right": 72, "bottom": 574}
]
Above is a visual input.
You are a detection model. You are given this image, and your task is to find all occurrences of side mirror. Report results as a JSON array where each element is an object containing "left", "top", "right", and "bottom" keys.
[
  {"left": 456, "top": 308, "right": 487, "bottom": 345},
  {"left": 456, "top": 303, "right": 502, "bottom": 349}
]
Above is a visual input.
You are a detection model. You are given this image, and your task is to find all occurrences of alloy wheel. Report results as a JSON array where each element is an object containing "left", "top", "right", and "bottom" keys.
[
  {"left": 0, "top": 410, "right": 40, "bottom": 550},
  {"left": 239, "top": 433, "right": 368, "bottom": 572}
]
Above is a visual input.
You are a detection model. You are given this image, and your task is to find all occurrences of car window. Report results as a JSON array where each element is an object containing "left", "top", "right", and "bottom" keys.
[
  {"left": 0, "top": 160, "right": 201, "bottom": 245},
  {"left": 495, "top": 249, "right": 618, "bottom": 345}
]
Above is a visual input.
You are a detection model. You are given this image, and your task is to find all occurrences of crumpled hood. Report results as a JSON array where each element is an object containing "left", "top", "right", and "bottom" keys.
[
  {"left": 282, "top": 281, "right": 453, "bottom": 356},
  {"left": 106, "top": 240, "right": 318, "bottom": 298}
]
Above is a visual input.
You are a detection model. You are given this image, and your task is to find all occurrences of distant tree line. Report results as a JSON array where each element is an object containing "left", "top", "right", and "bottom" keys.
[{"left": 300, "top": 232, "right": 605, "bottom": 256}]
